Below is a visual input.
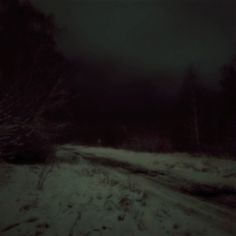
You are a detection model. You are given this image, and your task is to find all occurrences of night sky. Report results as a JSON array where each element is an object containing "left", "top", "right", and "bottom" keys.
[{"left": 32, "top": 0, "right": 235, "bottom": 87}]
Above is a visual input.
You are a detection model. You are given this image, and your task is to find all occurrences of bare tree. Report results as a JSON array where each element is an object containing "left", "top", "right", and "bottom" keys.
[
  {"left": 0, "top": 0, "right": 69, "bottom": 163},
  {"left": 220, "top": 56, "right": 236, "bottom": 154},
  {"left": 178, "top": 66, "right": 201, "bottom": 152}
]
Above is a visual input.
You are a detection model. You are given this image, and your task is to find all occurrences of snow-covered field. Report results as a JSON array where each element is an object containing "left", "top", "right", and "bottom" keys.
[{"left": 0, "top": 145, "right": 235, "bottom": 236}]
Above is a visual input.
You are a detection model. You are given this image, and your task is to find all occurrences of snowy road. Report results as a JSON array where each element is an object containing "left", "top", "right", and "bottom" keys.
[{"left": 0, "top": 145, "right": 235, "bottom": 236}]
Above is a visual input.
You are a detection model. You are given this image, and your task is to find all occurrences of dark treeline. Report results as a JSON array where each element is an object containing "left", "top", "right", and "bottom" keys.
[
  {"left": 0, "top": 0, "right": 235, "bottom": 163},
  {"left": 67, "top": 56, "right": 236, "bottom": 157}
]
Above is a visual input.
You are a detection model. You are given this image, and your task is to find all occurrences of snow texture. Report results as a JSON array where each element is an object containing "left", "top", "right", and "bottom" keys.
[{"left": 0, "top": 145, "right": 235, "bottom": 236}]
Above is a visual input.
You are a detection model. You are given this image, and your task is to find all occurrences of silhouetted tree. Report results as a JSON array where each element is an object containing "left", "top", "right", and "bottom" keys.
[
  {"left": 220, "top": 56, "right": 236, "bottom": 154},
  {"left": 0, "top": 0, "right": 68, "bottom": 163},
  {"left": 177, "top": 66, "right": 202, "bottom": 152}
]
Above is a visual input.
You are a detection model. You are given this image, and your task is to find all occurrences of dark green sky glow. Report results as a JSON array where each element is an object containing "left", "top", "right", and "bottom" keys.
[{"left": 32, "top": 0, "right": 235, "bottom": 83}]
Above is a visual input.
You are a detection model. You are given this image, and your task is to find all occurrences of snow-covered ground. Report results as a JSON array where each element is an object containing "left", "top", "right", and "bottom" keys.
[
  {"left": 74, "top": 146, "right": 236, "bottom": 191},
  {"left": 0, "top": 145, "right": 235, "bottom": 236}
]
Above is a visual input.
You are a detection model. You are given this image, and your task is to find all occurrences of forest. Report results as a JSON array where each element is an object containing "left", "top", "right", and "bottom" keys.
[{"left": 0, "top": 0, "right": 235, "bottom": 164}]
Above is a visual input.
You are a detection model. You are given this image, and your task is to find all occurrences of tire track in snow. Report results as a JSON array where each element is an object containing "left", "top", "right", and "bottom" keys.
[{"left": 77, "top": 151, "right": 236, "bottom": 236}]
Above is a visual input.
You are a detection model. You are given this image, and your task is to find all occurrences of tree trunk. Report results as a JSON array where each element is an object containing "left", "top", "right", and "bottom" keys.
[{"left": 193, "top": 104, "right": 201, "bottom": 151}]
